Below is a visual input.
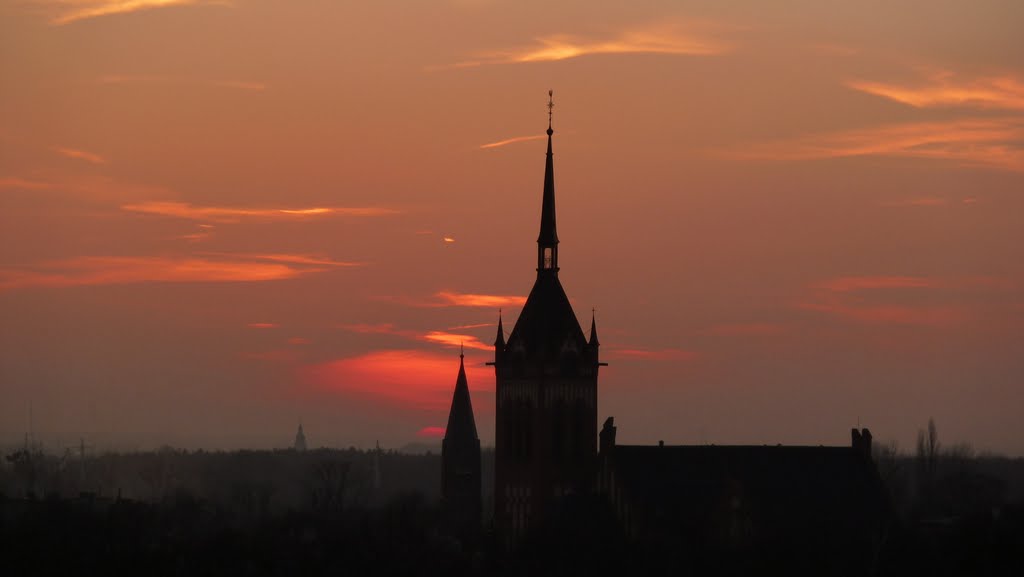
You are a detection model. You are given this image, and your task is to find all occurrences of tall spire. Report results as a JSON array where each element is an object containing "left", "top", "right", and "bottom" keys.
[
  {"left": 538, "top": 89, "right": 559, "bottom": 273},
  {"left": 445, "top": 352, "right": 478, "bottom": 441}
]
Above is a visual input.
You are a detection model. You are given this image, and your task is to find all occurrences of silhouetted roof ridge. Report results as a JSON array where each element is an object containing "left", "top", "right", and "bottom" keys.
[{"left": 617, "top": 444, "right": 856, "bottom": 451}]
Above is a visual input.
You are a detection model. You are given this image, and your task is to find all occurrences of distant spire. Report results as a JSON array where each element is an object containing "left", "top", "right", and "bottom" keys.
[
  {"left": 589, "top": 308, "right": 600, "bottom": 346},
  {"left": 494, "top": 309, "right": 506, "bottom": 348},
  {"left": 293, "top": 422, "right": 307, "bottom": 451},
  {"left": 538, "top": 90, "right": 559, "bottom": 272}
]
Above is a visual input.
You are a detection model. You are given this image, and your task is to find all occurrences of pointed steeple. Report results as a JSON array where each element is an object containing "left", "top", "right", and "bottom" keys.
[
  {"left": 293, "top": 423, "right": 307, "bottom": 451},
  {"left": 445, "top": 351, "right": 478, "bottom": 441},
  {"left": 589, "top": 308, "right": 600, "bottom": 346},
  {"left": 494, "top": 310, "right": 505, "bottom": 348},
  {"left": 538, "top": 90, "right": 559, "bottom": 273}
]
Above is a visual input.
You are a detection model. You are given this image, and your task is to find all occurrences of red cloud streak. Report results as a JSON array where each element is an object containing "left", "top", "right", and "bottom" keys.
[
  {"left": 0, "top": 254, "right": 348, "bottom": 291},
  {"left": 303, "top": 350, "right": 492, "bottom": 411}
]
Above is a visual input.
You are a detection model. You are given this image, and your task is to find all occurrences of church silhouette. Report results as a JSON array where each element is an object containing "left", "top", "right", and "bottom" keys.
[{"left": 440, "top": 93, "right": 890, "bottom": 571}]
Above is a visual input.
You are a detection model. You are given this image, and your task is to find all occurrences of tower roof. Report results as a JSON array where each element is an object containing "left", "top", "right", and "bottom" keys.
[
  {"left": 505, "top": 273, "right": 587, "bottom": 362},
  {"left": 444, "top": 352, "right": 478, "bottom": 441}
]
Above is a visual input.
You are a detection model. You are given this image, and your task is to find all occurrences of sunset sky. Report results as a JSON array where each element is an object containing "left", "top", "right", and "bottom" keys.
[{"left": 1, "top": 0, "right": 1022, "bottom": 454}]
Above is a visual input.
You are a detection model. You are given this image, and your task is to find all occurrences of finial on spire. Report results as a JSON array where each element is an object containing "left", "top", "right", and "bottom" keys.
[
  {"left": 494, "top": 309, "right": 506, "bottom": 348},
  {"left": 460, "top": 342, "right": 464, "bottom": 358},
  {"left": 547, "top": 89, "right": 554, "bottom": 135}
]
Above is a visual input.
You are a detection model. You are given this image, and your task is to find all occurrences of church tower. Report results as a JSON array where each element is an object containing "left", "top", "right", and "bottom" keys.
[
  {"left": 492, "top": 92, "right": 603, "bottom": 543},
  {"left": 441, "top": 348, "right": 482, "bottom": 538}
]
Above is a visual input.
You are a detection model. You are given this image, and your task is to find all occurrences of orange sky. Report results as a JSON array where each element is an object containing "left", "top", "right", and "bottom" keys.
[{"left": 1, "top": 1, "right": 1022, "bottom": 454}]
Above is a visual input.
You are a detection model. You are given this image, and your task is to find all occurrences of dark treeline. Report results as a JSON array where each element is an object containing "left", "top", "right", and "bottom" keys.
[{"left": 2, "top": 435, "right": 1023, "bottom": 576}]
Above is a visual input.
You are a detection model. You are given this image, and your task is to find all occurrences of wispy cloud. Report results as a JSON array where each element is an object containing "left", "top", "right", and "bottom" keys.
[
  {"left": 797, "top": 275, "right": 1010, "bottom": 327},
  {"left": 340, "top": 323, "right": 493, "bottom": 352},
  {"left": 211, "top": 80, "right": 267, "bottom": 92},
  {"left": 121, "top": 201, "right": 396, "bottom": 223},
  {"left": 480, "top": 134, "right": 547, "bottom": 150},
  {"left": 99, "top": 74, "right": 264, "bottom": 92},
  {"left": 435, "top": 291, "right": 526, "bottom": 308},
  {"left": 879, "top": 197, "right": 950, "bottom": 207},
  {"left": 247, "top": 323, "right": 278, "bottom": 329},
  {"left": 814, "top": 276, "right": 934, "bottom": 293},
  {"left": 605, "top": 347, "right": 698, "bottom": 362},
  {"left": 705, "top": 323, "right": 786, "bottom": 337},
  {"left": 422, "top": 331, "right": 492, "bottom": 351},
  {"left": 0, "top": 177, "right": 53, "bottom": 190},
  {"left": 214, "top": 253, "right": 361, "bottom": 267},
  {"left": 443, "top": 22, "right": 729, "bottom": 69},
  {"left": 729, "top": 118, "right": 1024, "bottom": 172},
  {"left": 798, "top": 301, "right": 966, "bottom": 327},
  {"left": 52, "top": 147, "right": 106, "bottom": 165},
  {"left": 848, "top": 72, "right": 1024, "bottom": 111},
  {"left": 38, "top": 1, "right": 228, "bottom": 26},
  {"left": 0, "top": 253, "right": 352, "bottom": 291},
  {"left": 377, "top": 291, "right": 526, "bottom": 308}
]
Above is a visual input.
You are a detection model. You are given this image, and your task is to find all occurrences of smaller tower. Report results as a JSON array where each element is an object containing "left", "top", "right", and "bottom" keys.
[
  {"left": 293, "top": 423, "right": 307, "bottom": 451},
  {"left": 442, "top": 348, "right": 482, "bottom": 539}
]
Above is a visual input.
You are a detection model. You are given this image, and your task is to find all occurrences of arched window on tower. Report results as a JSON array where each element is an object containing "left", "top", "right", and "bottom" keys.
[{"left": 543, "top": 247, "right": 553, "bottom": 269}]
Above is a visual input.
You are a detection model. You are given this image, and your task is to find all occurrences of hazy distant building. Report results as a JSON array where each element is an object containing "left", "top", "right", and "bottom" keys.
[
  {"left": 490, "top": 106, "right": 603, "bottom": 545},
  {"left": 441, "top": 349, "right": 482, "bottom": 538},
  {"left": 293, "top": 424, "right": 307, "bottom": 452}
]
